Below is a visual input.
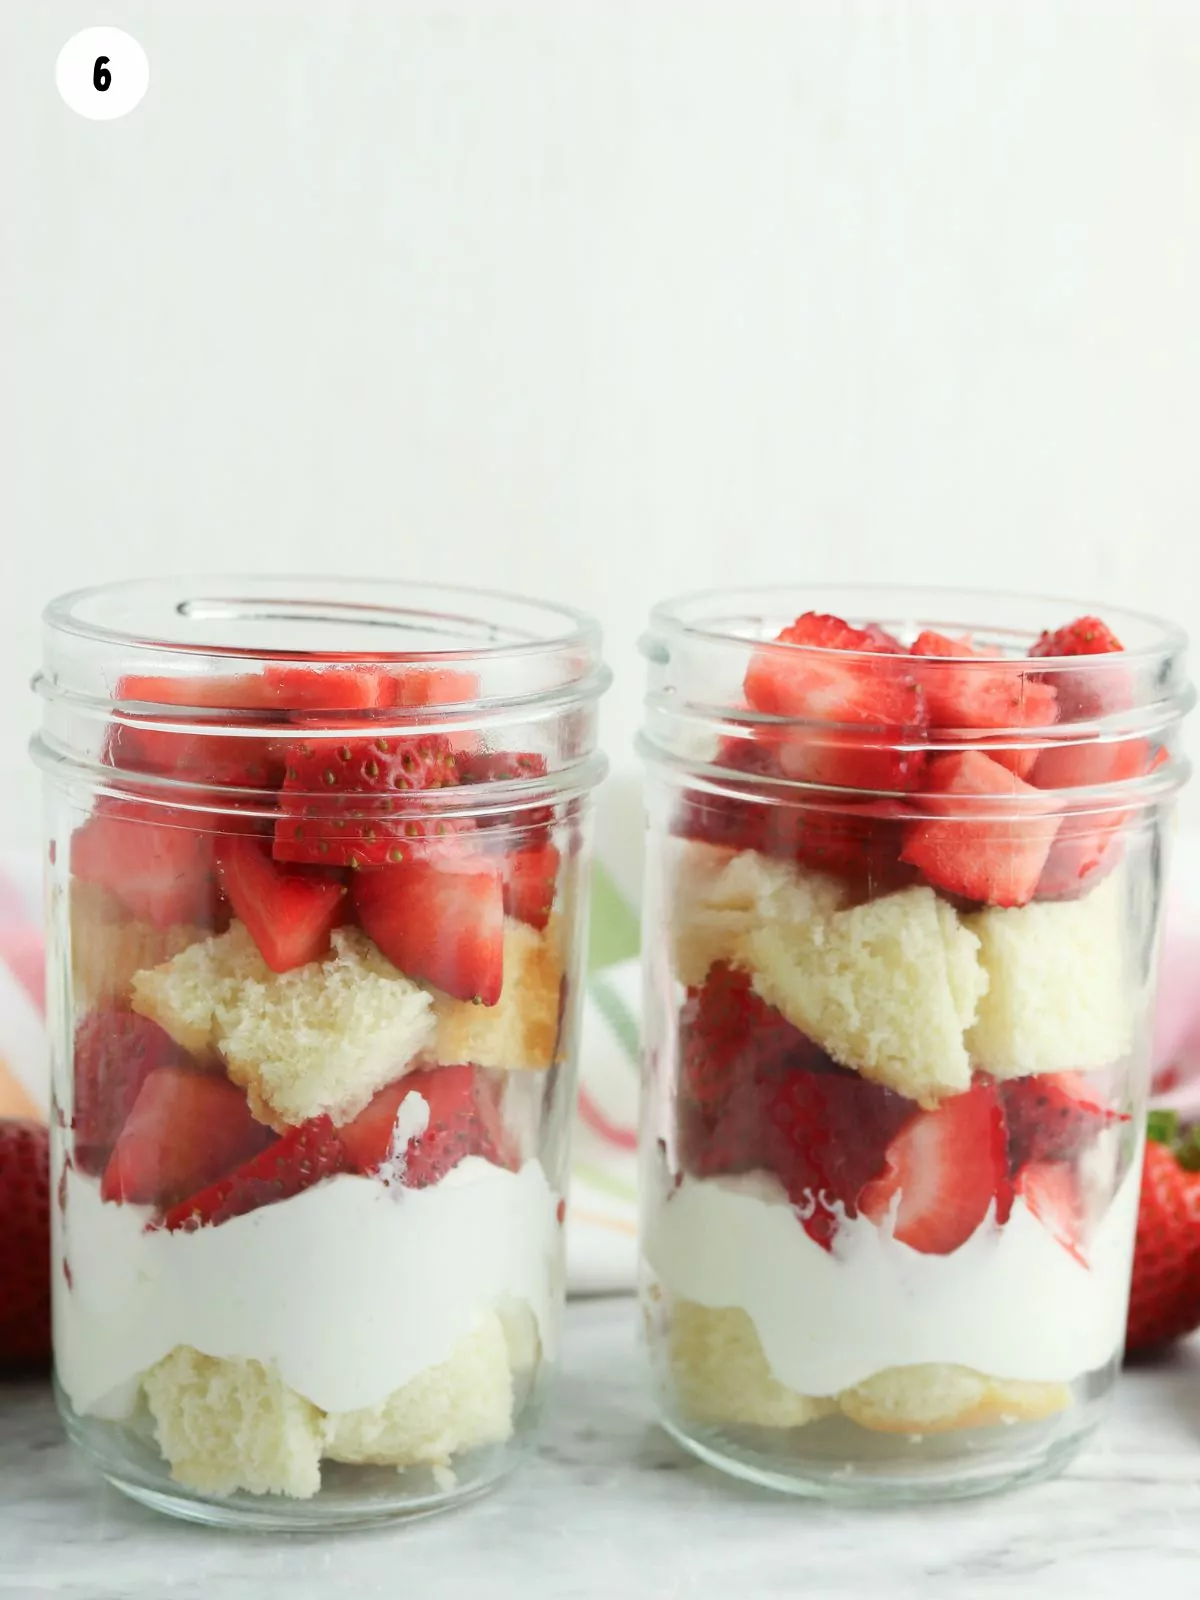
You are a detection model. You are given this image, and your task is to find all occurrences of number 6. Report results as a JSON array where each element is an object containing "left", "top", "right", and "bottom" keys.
[{"left": 93, "top": 56, "right": 111, "bottom": 92}]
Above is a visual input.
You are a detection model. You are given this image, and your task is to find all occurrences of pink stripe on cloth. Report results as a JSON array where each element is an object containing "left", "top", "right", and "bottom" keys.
[
  {"left": 576, "top": 1086, "right": 638, "bottom": 1152},
  {"left": 0, "top": 927, "right": 44, "bottom": 1014}
]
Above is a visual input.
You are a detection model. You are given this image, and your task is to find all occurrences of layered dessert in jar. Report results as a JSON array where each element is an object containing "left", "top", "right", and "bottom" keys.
[
  {"left": 638, "top": 591, "right": 1190, "bottom": 1498},
  {"left": 36, "top": 580, "right": 606, "bottom": 1526}
]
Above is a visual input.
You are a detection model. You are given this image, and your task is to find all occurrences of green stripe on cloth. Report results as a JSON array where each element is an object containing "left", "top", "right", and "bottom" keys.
[
  {"left": 588, "top": 862, "right": 640, "bottom": 973},
  {"left": 589, "top": 972, "right": 640, "bottom": 1068},
  {"left": 572, "top": 1158, "right": 638, "bottom": 1206}
]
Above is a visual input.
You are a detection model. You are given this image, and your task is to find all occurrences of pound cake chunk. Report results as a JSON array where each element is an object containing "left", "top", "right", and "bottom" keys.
[
  {"left": 964, "top": 872, "right": 1132, "bottom": 1078},
  {"left": 838, "top": 1364, "right": 1070, "bottom": 1434},
  {"left": 429, "top": 918, "right": 563, "bottom": 1072},
  {"left": 71, "top": 879, "right": 208, "bottom": 1011},
  {"left": 132, "top": 923, "right": 435, "bottom": 1126},
  {"left": 142, "top": 1346, "right": 325, "bottom": 1499},
  {"left": 324, "top": 1312, "right": 515, "bottom": 1468},
  {"left": 670, "top": 841, "right": 851, "bottom": 988},
  {"left": 744, "top": 885, "right": 987, "bottom": 1106},
  {"left": 668, "top": 1301, "right": 834, "bottom": 1430}
]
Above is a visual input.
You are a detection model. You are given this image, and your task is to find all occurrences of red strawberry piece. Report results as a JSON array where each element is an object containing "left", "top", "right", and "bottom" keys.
[
  {"left": 678, "top": 963, "right": 815, "bottom": 1111},
  {"left": 1033, "top": 741, "right": 1158, "bottom": 900},
  {"left": 340, "top": 1064, "right": 507, "bottom": 1185},
  {"left": 0, "top": 1120, "right": 51, "bottom": 1371},
  {"left": 899, "top": 751, "right": 1060, "bottom": 907},
  {"left": 674, "top": 736, "right": 781, "bottom": 857},
  {"left": 859, "top": 623, "right": 907, "bottom": 652},
  {"left": 1001, "top": 1072, "right": 1124, "bottom": 1171},
  {"left": 1125, "top": 1111, "right": 1200, "bottom": 1352},
  {"left": 106, "top": 672, "right": 286, "bottom": 792},
  {"left": 214, "top": 835, "right": 345, "bottom": 972},
  {"left": 1016, "top": 1159, "right": 1089, "bottom": 1265},
  {"left": 71, "top": 803, "right": 218, "bottom": 928},
  {"left": 744, "top": 613, "right": 928, "bottom": 794},
  {"left": 859, "top": 1084, "right": 1011, "bottom": 1254},
  {"left": 909, "top": 631, "right": 1057, "bottom": 779},
  {"left": 263, "top": 665, "right": 394, "bottom": 715},
  {"left": 351, "top": 857, "right": 504, "bottom": 1004},
  {"left": 161, "top": 1115, "right": 346, "bottom": 1231},
  {"left": 1030, "top": 617, "right": 1123, "bottom": 658},
  {"left": 760, "top": 1065, "right": 919, "bottom": 1247},
  {"left": 457, "top": 749, "right": 554, "bottom": 836},
  {"left": 274, "top": 734, "right": 464, "bottom": 868},
  {"left": 392, "top": 669, "right": 480, "bottom": 709},
  {"left": 72, "top": 1010, "right": 191, "bottom": 1176},
  {"left": 101, "top": 1067, "right": 275, "bottom": 1208},
  {"left": 502, "top": 841, "right": 560, "bottom": 930}
]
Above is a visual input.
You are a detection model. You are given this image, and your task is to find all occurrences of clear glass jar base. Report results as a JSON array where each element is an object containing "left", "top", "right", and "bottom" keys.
[
  {"left": 59, "top": 1380, "right": 532, "bottom": 1532},
  {"left": 655, "top": 1397, "right": 1102, "bottom": 1507}
]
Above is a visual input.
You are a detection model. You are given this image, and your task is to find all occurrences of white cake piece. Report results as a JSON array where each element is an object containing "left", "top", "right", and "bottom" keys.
[
  {"left": 964, "top": 872, "right": 1132, "bottom": 1078},
  {"left": 132, "top": 922, "right": 435, "bottom": 1127},
  {"left": 142, "top": 1345, "right": 325, "bottom": 1499},
  {"left": 838, "top": 1363, "right": 1070, "bottom": 1434},
  {"left": 670, "top": 842, "right": 850, "bottom": 988},
  {"left": 428, "top": 918, "right": 563, "bottom": 1072},
  {"left": 744, "top": 885, "right": 987, "bottom": 1105},
  {"left": 668, "top": 1301, "right": 834, "bottom": 1430},
  {"left": 70, "top": 879, "right": 208, "bottom": 1011},
  {"left": 323, "top": 1311, "right": 515, "bottom": 1467}
]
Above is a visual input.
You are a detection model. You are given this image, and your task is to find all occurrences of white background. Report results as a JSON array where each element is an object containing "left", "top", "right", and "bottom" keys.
[{"left": 3, "top": 0, "right": 1200, "bottom": 877}]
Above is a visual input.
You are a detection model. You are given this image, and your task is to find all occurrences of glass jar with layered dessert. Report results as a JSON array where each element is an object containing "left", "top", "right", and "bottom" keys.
[
  {"left": 34, "top": 578, "right": 608, "bottom": 1529},
  {"left": 638, "top": 586, "right": 1191, "bottom": 1502}
]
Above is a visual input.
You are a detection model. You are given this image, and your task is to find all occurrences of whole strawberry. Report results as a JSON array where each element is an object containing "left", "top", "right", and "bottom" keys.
[
  {"left": 1126, "top": 1112, "right": 1200, "bottom": 1354},
  {"left": 0, "top": 1119, "right": 51, "bottom": 1372}
]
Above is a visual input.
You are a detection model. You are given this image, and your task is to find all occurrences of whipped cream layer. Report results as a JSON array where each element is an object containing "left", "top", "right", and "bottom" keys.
[
  {"left": 57, "top": 1157, "right": 561, "bottom": 1420},
  {"left": 644, "top": 1166, "right": 1140, "bottom": 1395}
]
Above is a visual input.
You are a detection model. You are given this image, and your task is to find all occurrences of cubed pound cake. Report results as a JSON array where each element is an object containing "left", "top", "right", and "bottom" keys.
[
  {"left": 428, "top": 918, "right": 563, "bottom": 1072},
  {"left": 142, "top": 1346, "right": 325, "bottom": 1500},
  {"left": 324, "top": 1313, "right": 515, "bottom": 1468},
  {"left": 744, "top": 885, "right": 988, "bottom": 1106},
  {"left": 667, "top": 1301, "right": 835, "bottom": 1430},
  {"left": 132, "top": 923, "right": 435, "bottom": 1127},
  {"left": 838, "top": 1364, "right": 1071, "bottom": 1435},
  {"left": 670, "top": 842, "right": 851, "bottom": 989},
  {"left": 964, "top": 872, "right": 1132, "bottom": 1077},
  {"left": 70, "top": 879, "right": 208, "bottom": 1011}
]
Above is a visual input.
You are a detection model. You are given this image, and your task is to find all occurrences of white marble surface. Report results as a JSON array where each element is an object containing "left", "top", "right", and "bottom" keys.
[{"left": 2, "top": 1299, "right": 1199, "bottom": 1599}]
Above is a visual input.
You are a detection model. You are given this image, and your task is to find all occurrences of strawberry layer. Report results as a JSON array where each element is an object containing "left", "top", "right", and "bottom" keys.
[
  {"left": 643, "top": 1158, "right": 1141, "bottom": 1396},
  {"left": 54, "top": 1153, "right": 560, "bottom": 1420}
]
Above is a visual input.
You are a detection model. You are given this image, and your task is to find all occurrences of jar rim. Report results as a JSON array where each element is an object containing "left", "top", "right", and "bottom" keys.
[
  {"left": 647, "top": 582, "right": 1188, "bottom": 665},
  {"left": 45, "top": 575, "right": 602, "bottom": 664}
]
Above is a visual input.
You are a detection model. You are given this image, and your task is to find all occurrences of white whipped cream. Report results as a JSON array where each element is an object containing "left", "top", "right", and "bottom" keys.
[
  {"left": 644, "top": 1165, "right": 1141, "bottom": 1395},
  {"left": 56, "top": 1157, "right": 561, "bottom": 1419}
]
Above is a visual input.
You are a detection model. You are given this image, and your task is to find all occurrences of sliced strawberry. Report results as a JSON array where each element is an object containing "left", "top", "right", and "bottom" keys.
[
  {"left": 678, "top": 963, "right": 816, "bottom": 1110},
  {"left": 744, "top": 613, "right": 927, "bottom": 793},
  {"left": 214, "top": 835, "right": 345, "bottom": 972},
  {"left": 351, "top": 857, "right": 504, "bottom": 1003},
  {"left": 113, "top": 673, "right": 278, "bottom": 711},
  {"left": 503, "top": 842, "right": 560, "bottom": 930},
  {"left": 274, "top": 734, "right": 464, "bottom": 868},
  {"left": 393, "top": 669, "right": 480, "bottom": 709},
  {"left": 1033, "top": 740, "right": 1157, "bottom": 899},
  {"left": 73, "top": 1010, "right": 191, "bottom": 1176},
  {"left": 340, "top": 1064, "right": 506, "bottom": 1185},
  {"left": 674, "top": 736, "right": 782, "bottom": 857},
  {"left": 264, "top": 664, "right": 394, "bottom": 715},
  {"left": 101, "top": 1067, "right": 275, "bottom": 1208},
  {"left": 859, "top": 1084, "right": 1011, "bottom": 1254},
  {"left": 1030, "top": 617, "right": 1123, "bottom": 658},
  {"left": 1017, "top": 1160, "right": 1088, "bottom": 1264},
  {"left": 160, "top": 1116, "right": 345, "bottom": 1231},
  {"left": 457, "top": 750, "right": 548, "bottom": 786},
  {"left": 899, "top": 751, "right": 1060, "bottom": 907},
  {"left": 1001, "top": 1072, "right": 1124, "bottom": 1170},
  {"left": 909, "top": 631, "right": 1057, "bottom": 779},
  {"left": 760, "top": 1065, "right": 919, "bottom": 1247},
  {"left": 71, "top": 804, "right": 217, "bottom": 928}
]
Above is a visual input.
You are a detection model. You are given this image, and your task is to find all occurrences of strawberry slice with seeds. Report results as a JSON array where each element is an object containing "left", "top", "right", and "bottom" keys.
[
  {"left": 909, "top": 631, "right": 1057, "bottom": 779},
  {"left": 1001, "top": 1072, "right": 1124, "bottom": 1171},
  {"left": 859, "top": 1083, "right": 1011, "bottom": 1254},
  {"left": 351, "top": 857, "right": 504, "bottom": 1003},
  {"left": 678, "top": 963, "right": 815, "bottom": 1111},
  {"left": 502, "top": 842, "right": 560, "bottom": 930},
  {"left": 744, "top": 613, "right": 928, "bottom": 793},
  {"left": 1030, "top": 617, "right": 1123, "bottom": 658},
  {"left": 101, "top": 1067, "right": 275, "bottom": 1208},
  {"left": 1029, "top": 615, "right": 1127, "bottom": 722},
  {"left": 274, "top": 734, "right": 464, "bottom": 868},
  {"left": 73, "top": 1010, "right": 191, "bottom": 1176},
  {"left": 214, "top": 835, "right": 345, "bottom": 972},
  {"left": 161, "top": 1116, "right": 346, "bottom": 1231},
  {"left": 71, "top": 804, "right": 218, "bottom": 928},
  {"left": 264, "top": 665, "right": 394, "bottom": 715},
  {"left": 1016, "top": 1159, "right": 1089, "bottom": 1265},
  {"left": 1034, "top": 741, "right": 1160, "bottom": 900},
  {"left": 340, "top": 1064, "right": 511, "bottom": 1184},
  {"left": 899, "top": 751, "right": 1060, "bottom": 907},
  {"left": 391, "top": 670, "right": 480, "bottom": 709}
]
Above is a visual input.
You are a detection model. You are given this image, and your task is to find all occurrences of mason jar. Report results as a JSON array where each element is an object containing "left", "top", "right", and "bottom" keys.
[
  {"left": 33, "top": 577, "right": 609, "bottom": 1530},
  {"left": 637, "top": 585, "right": 1191, "bottom": 1503}
]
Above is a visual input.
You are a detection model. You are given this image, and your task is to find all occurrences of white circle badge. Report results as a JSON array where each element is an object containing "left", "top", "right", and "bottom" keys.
[{"left": 56, "top": 28, "right": 149, "bottom": 121}]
